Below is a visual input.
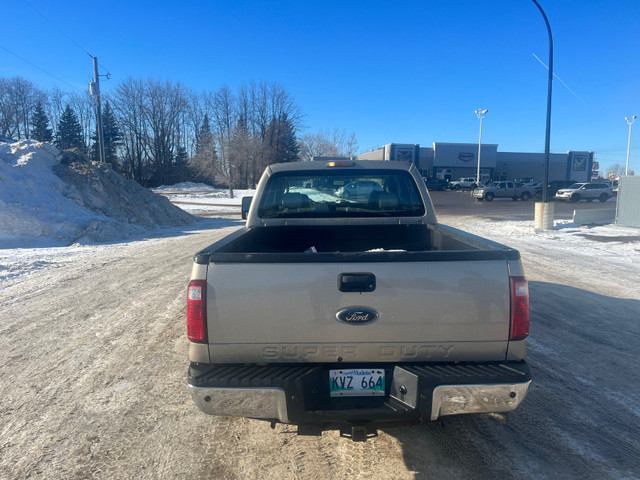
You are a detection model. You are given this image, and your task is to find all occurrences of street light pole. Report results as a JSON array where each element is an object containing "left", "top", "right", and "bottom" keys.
[
  {"left": 531, "top": 0, "right": 553, "bottom": 203},
  {"left": 625, "top": 115, "right": 637, "bottom": 176},
  {"left": 475, "top": 109, "right": 488, "bottom": 187}
]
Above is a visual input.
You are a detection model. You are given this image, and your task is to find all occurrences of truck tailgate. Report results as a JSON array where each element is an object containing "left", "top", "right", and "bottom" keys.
[{"left": 206, "top": 259, "right": 511, "bottom": 363}]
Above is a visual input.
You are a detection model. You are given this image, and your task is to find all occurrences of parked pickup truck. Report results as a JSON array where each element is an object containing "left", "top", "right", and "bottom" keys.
[
  {"left": 472, "top": 181, "right": 536, "bottom": 201},
  {"left": 186, "top": 160, "right": 531, "bottom": 441}
]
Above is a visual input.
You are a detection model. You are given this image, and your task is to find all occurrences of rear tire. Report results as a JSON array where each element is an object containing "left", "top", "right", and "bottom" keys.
[
  {"left": 599, "top": 193, "right": 610, "bottom": 202},
  {"left": 521, "top": 192, "right": 531, "bottom": 201}
]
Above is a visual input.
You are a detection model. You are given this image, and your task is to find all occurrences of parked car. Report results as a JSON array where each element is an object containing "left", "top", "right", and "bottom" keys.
[
  {"left": 448, "top": 177, "right": 478, "bottom": 190},
  {"left": 548, "top": 180, "right": 576, "bottom": 196},
  {"left": 472, "top": 181, "right": 536, "bottom": 201},
  {"left": 336, "top": 180, "right": 383, "bottom": 200},
  {"left": 554, "top": 182, "right": 613, "bottom": 203},
  {"left": 423, "top": 177, "right": 449, "bottom": 191},
  {"left": 521, "top": 181, "right": 542, "bottom": 199},
  {"left": 525, "top": 180, "right": 576, "bottom": 200}
]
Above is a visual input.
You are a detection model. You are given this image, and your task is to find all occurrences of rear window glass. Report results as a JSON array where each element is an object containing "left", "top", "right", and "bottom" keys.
[{"left": 258, "top": 170, "right": 426, "bottom": 218}]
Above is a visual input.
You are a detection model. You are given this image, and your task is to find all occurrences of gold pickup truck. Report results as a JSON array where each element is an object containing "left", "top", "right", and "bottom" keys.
[{"left": 186, "top": 160, "right": 531, "bottom": 441}]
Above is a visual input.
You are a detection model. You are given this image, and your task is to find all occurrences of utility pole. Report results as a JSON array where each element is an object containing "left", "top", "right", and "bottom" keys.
[{"left": 89, "top": 56, "right": 106, "bottom": 163}]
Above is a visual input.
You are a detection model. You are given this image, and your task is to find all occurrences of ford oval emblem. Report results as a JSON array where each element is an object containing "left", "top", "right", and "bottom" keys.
[{"left": 336, "top": 307, "right": 379, "bottom": 325}]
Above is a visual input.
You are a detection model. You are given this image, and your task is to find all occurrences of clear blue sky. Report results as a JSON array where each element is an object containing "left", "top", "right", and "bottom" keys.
[{"left": 2, "top": 0, "right": 639, "bottom": 173}]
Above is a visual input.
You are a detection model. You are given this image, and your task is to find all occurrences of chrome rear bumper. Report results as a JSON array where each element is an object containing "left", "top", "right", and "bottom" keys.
[
  {"left": 189, "top": 385, "right": 290, "bottom": 423},
  {"left": 430, "top": 381, "right": 531, "bottom": 420},
  {"left": 188, "top": 380, "right": 531, "bottom": 424}
]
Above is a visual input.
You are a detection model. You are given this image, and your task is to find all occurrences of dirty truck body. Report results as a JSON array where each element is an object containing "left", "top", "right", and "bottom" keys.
[{"left": 186, "top": 160, "right": 531, "bottom": 440}]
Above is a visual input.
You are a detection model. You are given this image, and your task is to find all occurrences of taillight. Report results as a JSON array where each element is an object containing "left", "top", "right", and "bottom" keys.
[
  {"left": 510, "top": 276, "right": 529, "bottom": 341},
  {"left": 187, "top": 280, "right": 207, "bottom": 343}
]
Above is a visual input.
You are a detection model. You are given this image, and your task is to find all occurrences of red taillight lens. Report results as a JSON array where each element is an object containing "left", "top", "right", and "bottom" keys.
[
  {"left": 510, "top": 276, "right": 529, "bottom": 341},
  {"left": 187, "top": 280, "right": 207, "bottom": 343}
]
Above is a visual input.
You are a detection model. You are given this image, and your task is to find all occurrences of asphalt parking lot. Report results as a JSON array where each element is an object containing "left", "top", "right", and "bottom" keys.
[{"left": 429, "top": 190, "right": 617, "bottom": 221}]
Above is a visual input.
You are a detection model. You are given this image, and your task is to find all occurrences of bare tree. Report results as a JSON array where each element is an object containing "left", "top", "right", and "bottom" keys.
[
  {"left": 0, "top": 76, "right": 46, "bottom": 140},
  {"left": 112, "top": 78, "right": 151, "bottom": 183},
  {"left": 210, "top": 86, "right": 236, "bottom": 195},
  {"left": 298, "top": 128, "right": 359, "bottom": 160},
  {"left": 186, "top": 90, "right": 207, "bottom": 157},
  {"left": 47, "top": 87, "right": 67, "bottom": 140},
  {"left": 134, "top": 79, "right": 191, "bottom": 185}
]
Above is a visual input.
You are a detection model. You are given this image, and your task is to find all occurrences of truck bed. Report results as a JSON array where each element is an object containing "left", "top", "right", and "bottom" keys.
[{"left": 195, "top": 224, "right": 520, "bottom": 264}]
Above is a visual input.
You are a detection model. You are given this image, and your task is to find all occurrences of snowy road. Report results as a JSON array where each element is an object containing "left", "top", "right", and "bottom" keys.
[{"left": 1, "top": 216, "right": 639, "bottom": 479}]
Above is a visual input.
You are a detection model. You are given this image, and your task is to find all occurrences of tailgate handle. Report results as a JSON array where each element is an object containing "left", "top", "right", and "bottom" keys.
[{"left": 338, "top": 273, "right": 376, "bottom": 293}]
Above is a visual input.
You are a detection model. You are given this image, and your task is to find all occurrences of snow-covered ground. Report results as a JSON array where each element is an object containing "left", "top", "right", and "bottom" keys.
[
  {"left": 152, "top": 182, "right": 253, "bottom": 214},
  {"left": 441, "top": 216, "right": 640, "bottom": 300}
]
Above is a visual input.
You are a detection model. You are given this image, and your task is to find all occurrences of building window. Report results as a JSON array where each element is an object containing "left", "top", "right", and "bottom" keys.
[{"left": 436, "top": 168, "right": 452, "bottom": 181}]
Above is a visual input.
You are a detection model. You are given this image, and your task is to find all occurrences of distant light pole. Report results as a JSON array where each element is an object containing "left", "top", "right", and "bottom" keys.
[
  {"left": 475, "top": 109, "right": 488, "bottom": 186},
  {"left": 625, "top": 115, "right": 637, "bottom": 176}
]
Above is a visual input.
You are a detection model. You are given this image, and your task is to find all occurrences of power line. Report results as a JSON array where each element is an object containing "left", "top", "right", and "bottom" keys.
[
  {"left": 20, "top": 0, "right": 111, "bottom": 79},
  {"left": 0, "top": 45, "right": 84, "bottom": 93},
  {"left": 22, "top": 0, "right": 93, "bottom": 59}
]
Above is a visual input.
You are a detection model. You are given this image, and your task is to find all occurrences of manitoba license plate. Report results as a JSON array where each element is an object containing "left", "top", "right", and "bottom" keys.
[{"left": 329, "top": 368, "right": 385, "bottom": 397}]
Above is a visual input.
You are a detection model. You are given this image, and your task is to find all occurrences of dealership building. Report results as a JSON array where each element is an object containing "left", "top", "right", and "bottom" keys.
[{"left": 356, "top": 142, "right": 597, "bottom": 184}]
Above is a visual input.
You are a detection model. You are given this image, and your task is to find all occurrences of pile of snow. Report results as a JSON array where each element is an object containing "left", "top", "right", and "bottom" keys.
[{"left": 0, "top": 141, "right": 194, "bottom": 248}]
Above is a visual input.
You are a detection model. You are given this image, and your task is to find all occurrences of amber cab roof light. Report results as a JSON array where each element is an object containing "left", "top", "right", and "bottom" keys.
[{"left": 325, "top": 161, "right": 355, "bottom": 168}]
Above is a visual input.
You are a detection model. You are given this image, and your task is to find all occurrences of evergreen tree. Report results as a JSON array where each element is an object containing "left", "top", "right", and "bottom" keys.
[
  {"left": 174, "top": 145, "right": 189, "bottom": 183},
  {"left": 191, "top": 114, "right": 218, "bottom": 184},
  {"left": 92, "top": 101, "right": 122, "bottom": 164},
  {"left": 55, "top": 104, "right": 84, "bottom": 151},
  {"left": 196, "top": 114, "right": 213, "bottom": 155},
  {"left": 265, "top": 113, "right": 299, "bottom": 164},
  {"left": 280, "top": 113, "right": 300, "bottom": 163},
  {"left": 30, "top": 101, "right": 53, "bottom": 142}
]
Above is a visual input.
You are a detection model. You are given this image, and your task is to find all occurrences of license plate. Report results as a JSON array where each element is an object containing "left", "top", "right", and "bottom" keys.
[{"left": 329, "top": 368, "right": 385, "bottom": 397}]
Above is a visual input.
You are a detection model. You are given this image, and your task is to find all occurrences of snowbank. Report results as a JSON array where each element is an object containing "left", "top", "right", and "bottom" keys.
[{"left": 0, "top": 141, "right": 194, "bottom": 248}]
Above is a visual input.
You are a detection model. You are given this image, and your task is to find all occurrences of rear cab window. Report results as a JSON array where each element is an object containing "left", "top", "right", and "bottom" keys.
[{"left": 258, "top": 170, "right": 426, "bottom": 218}]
